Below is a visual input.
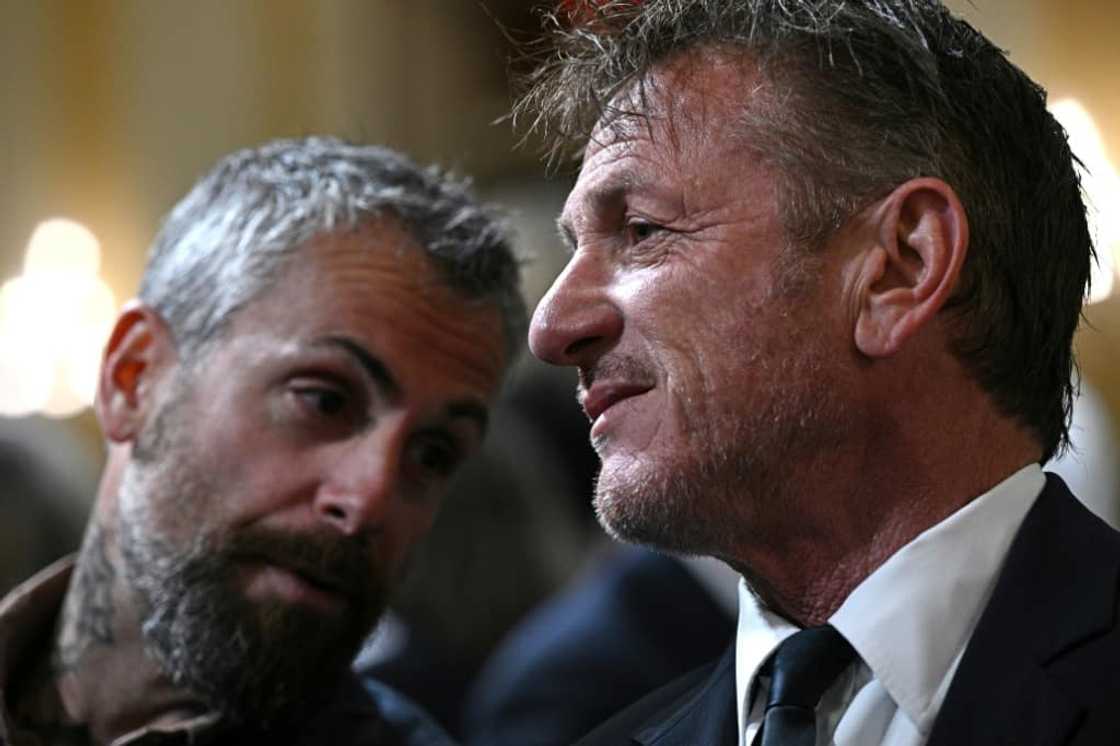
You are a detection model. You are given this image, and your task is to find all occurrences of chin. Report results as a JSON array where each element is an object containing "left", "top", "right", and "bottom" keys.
[{"left": 593, "top": 455, "right": 736, "bottom": 557}]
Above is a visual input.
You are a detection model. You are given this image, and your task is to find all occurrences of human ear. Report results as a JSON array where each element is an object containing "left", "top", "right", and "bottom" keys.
[
  {"left": 95, "top": 301, "right": 178, "bottom": 443},
  {"left": 852, "top": 178, "right": 969, "bottom": 358}
]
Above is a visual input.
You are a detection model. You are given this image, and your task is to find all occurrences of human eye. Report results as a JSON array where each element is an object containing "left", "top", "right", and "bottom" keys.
[
  {"left": 625, "top": 218, "right": 665, "bottom": 245},
  {"left": 405, "top": 431, "right": 463, "bottom": 484},
  {"left": 284, "top": 376, "right": 364, "bottom": 430},
  {"left": 293, "top": 386, "right": 348, "bottom": 417}
]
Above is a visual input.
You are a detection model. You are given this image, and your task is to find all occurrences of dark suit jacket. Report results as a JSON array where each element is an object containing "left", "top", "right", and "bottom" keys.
[
  {"left": 464, "top": 547, "right": 735, "bottom": 746},
  {"left": 575, "top": 474, "right": 1120, "bottom": 745}
]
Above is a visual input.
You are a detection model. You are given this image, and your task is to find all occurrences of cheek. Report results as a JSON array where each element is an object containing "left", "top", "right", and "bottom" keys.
[
  {"left": 381, "top": 501, "right": 441, "bottom": 577},
  {"left": 404, "top": 501, "right": 440, "bottom": 546},
  {"left": 638, "top": 289, "right": 764, "bottom": 436},
  {"left": 190, "top": 438, "right": 318, "bottom": 530}
]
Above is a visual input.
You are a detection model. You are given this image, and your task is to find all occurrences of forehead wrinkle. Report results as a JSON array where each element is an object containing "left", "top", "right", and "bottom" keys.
[
  {"left": 579, "top": 138, "right": 694, "bottom": 214},
  {"left": 586, "top": 59, "right": 778, "bottom": 228},
  {"left": 313, "top": 259, "right": 505, "bottom": 397},
  {"left": 589, "top": 59, "right": 713, "bottom": 162},
  {"left": 409, "top": 290, "right": 506, "bottom": 389},
  {"left": 593, "top": 47, "right": 769, "bottom": 167}
]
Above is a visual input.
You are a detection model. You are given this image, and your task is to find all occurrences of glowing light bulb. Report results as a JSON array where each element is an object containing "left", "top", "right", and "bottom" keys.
[
  {"left": 0, "top": 294, "right": 55, "bottom": 417},
  {"left": 24, "top": 218, "right": 102, "bottom": 278},
  {"left": 0, "top": 218, "right": 116, "bottom": 419}
]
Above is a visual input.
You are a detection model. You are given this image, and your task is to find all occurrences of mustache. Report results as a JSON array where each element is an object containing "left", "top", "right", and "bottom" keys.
[
  {"left": 578, "top": 355, "right": 654, "bottom": 394},
  {"left": 218, "top": 526, "right": 381, "bottom": 612}
]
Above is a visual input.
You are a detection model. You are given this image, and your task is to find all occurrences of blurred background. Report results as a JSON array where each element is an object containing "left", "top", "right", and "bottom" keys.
[{"left": 0, "top": 0, "right": 1117, "bottom": 737}]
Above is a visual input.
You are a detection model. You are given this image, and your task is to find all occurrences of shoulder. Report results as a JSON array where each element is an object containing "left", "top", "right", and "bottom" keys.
[
  {"left": 930, "top": 474, "right": 1120, "bottom": 744},
  {"left": 464, "top": 548, "right": 734, "bottom": 745},
  {"left": 297, "top": 673, "right": 457, "bottom": 746},
  {"left": 574, "top": 648, "right": 734, "bottom": 746},
  {"left": 975, "top": 472, "right": 1120, "bottom": 653},
  {"left": 359, "top": 677, "right": 457, "bottom": 746}
]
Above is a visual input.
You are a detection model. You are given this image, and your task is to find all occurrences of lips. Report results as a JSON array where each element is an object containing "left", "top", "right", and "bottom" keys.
[
  {"left": 238, "top": 551, "right": 352, "bottom": 602},
  {"left": 282, "top": 563, "right": 345, "bottom": 596},
  {"left": 580, "top": 382, "right": 653, "bottom": 423}
]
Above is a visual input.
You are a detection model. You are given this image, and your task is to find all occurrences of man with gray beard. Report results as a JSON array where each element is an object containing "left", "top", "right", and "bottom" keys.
[
  {"left": 0, "top": 137, "right": 524, "bottom": 745},
  {"left": 521, "top": 1, "right": 1120, "bottom": 744}
]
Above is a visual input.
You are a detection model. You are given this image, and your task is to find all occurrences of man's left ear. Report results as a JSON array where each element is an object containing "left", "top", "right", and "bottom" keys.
[{"left": 851, "top": 178, "right": 969, "bottom": 358}]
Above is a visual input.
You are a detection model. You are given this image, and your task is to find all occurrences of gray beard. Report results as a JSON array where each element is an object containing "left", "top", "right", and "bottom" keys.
[
  {"left": 592, "top": 344, "right": 852, "bottom": 562},
  {"left": 115, "top": 387, "right": 384, "bottom": 728},
  {"left": 593, "top": 431, "right": 761, "bottom": 559},
  {"left": 117, "top": 507, "right": 382, "bottom": 728}
]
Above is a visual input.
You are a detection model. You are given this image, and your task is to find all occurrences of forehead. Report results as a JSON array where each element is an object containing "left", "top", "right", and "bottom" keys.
[
  {"left": 226, "top": 218, "right": 508, "bottom": 399},
  {"left": 565, "top": 50, "right": 771, "bottom": 219},
  {"left": 591, "top": 49, "right": 762, "bottom": 159}
]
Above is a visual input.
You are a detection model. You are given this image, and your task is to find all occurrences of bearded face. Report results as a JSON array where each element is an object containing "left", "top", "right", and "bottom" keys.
[
  {"left": 101, "top": 223, "right": 506, "bottom": 728},
  {"left": 116, "top": 381, "right": 386, "bottom": 726}
]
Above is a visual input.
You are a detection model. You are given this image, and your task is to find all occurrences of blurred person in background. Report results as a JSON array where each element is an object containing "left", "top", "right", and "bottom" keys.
[
  {"left": 521, "top": 1, "right": 1120, "bottom": 744},
  {"left": 0, "top": 136, "right": 525, "bottom": 746}
]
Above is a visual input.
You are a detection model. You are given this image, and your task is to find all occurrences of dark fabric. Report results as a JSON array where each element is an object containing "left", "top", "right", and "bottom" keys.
[
  {"left": 756, "top": 626, "right": 855, "bottom": 746},
  {"left": 926, "top": 474, "right": 1120, "bottom": 746},
  {"left": 282, "top": 674, "right": 457, "bottom": 746},
  {"left": 464, "top": 547, "right": 734, "bottom": 746},
  {"left": 573, "top": 474, "right": 1120, "bottom": 746},
  {"left": 359, "top": 625, "right": 479, "bottom": 738},
  {"left": 574, "top": 647, "right": 738, "bottom": 746}
]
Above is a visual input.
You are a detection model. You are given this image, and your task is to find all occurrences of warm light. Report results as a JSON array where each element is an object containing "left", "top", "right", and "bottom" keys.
[
  {"left": 0, "top": 219, "right": 116, "bottom": 419},
  {"left": 24, "top": 218, "right": 102, "bottom": 277},
  {"left": 1050, "top": 99, "right": 1119, "bottom": 304},
  {"left": 61, "top": 318, "right": 115, "bottom": 408},
  {"left": 41, "top": 372, "right": 90, "bottom": 419},
  {"left": 0, "top": 325, "right": 55, "bottom": 418}
]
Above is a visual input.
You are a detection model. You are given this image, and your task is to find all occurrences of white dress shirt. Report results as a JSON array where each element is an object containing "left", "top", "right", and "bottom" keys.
[{"left": 735, "top": 463, "right": 1046, "bottom": 746}]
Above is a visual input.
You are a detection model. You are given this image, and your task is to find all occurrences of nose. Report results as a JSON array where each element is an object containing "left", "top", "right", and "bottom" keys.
[
  {"left": 529, "top": 251, "right": 622, "bottom": 368},
  {"left": 314, "top": 428, "right": 405, "bottom": 536}
]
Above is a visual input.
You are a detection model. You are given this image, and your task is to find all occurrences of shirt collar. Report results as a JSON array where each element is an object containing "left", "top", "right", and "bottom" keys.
[
  {"left": 734, "top": 578, "right": 797, "bottom": 739},
  {"left": 829, "top": 463, "right": 1045, "bottom": 733},
  {"left": 734, "top": 463, "right": 1045, "bottom": 739}
]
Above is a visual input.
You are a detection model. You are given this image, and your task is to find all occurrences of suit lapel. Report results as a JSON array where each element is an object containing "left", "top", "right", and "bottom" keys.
[
  {"left": 928, "top": 475, "right": 1120, "bottom": 746},
  {"left": 635, "top": 645, "right": 738, "bottom": 746}
]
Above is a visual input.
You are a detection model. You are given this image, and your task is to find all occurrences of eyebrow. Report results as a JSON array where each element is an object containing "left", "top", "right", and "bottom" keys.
[
  {"left": 320, "top": 335, "right": 401, "bottom": 399},
  {"left": 555, "top": 216, "right": 577, "bottom": 253},
  {"left": 318, "top": 335, "right": 490, "bottom": 436},
  {"left": 556, "top": 178, "right": 632, "bottom": 255}
]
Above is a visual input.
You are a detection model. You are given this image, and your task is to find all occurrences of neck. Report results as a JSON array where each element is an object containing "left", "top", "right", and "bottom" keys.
[
  {"left": 17, "top": 514, "right": 208, "bottom": 745},
  {"left": 724, "top": 400, "right": 1040, "bottom": 628}
]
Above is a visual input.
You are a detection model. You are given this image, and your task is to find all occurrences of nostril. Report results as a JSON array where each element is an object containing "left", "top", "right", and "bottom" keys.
[
  {"left": 564, "top": 336, "right": 603, "bottom": 358},
  {"left": 322, "top": 504, "right": 347, "bottom": 522}
]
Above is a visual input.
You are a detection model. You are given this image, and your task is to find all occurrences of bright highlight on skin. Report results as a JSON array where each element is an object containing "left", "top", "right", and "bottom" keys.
[
  {"left": 0, "top": 218, "right": 117, "bottom": 418},
  {"left": 1049, "top": 99, "right": 1119, "bottom": 305}
]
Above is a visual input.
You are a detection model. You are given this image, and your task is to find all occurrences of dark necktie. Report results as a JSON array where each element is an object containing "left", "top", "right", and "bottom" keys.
[{"left": 755, "top": 625, "right": 856, "bottom": 746}]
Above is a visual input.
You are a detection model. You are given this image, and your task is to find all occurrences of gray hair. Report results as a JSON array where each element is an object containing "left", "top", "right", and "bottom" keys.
[
  {"left": 139, "top": 137, "right": 526, "bottom": 360},
  {"left": 515, "top": 0, "right": 1093, "bottom": 462}
]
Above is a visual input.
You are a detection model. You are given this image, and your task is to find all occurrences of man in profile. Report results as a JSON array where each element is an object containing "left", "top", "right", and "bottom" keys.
[
  {"left": 0, "top": 137, "right": 524, "bottom": 745},
  {"left": 522, "top": 1, "right": 1120, "bottom": 743}
]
